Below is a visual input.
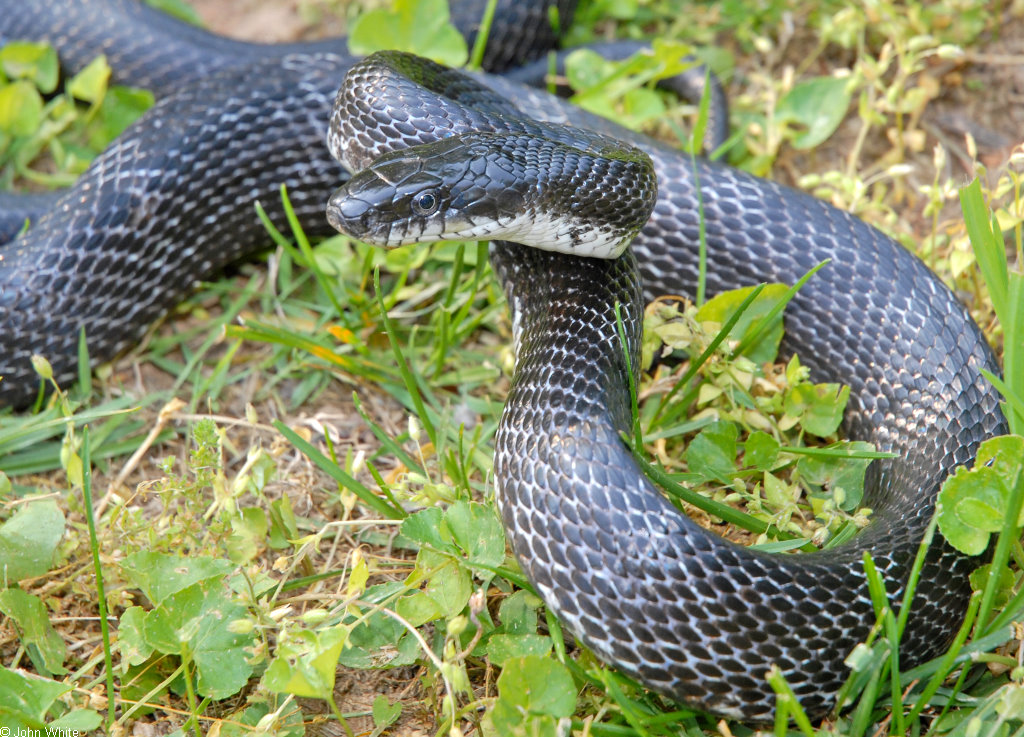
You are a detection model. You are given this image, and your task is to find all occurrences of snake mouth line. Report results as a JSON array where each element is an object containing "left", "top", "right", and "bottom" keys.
[{"left": 326, "top": 129, "right": 654, "bottom": 256}]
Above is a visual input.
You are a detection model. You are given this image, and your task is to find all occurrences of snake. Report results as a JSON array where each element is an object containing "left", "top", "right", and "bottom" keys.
[{"left": 0, "top": 0, "right": 1007, "bottom": 723}]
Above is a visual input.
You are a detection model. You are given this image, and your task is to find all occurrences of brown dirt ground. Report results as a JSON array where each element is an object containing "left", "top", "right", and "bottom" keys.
[{"left": 190, "top": 0, "right": 349, "bottom": 41}]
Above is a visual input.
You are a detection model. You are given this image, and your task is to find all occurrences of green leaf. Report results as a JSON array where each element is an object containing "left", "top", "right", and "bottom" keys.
[
  {"left": 763, "top": 470, "right": 795, "bottom": 509},
  {"left": 565, "top": 48, "right": 615, "bottom": 94},
  {"left": 265, "top": 624, "right": 348, "bottom": 699},
  {"left": 0, "top": 41, "right": 59, "bottom": 93},
  {"left": 47, "top": 709, "right": 102, "bottom": 732},
  {"left": 0, "top": 665, "right": 70, "bottom": 727},
  {"left": 567, "top": 40, "right": 699, "bottom": 132},
  {"left": 226, "top": 506, "right": 268, "bottom": 564},
  {"left": 93, "top": 85, "right": 154, "bottom": 146},
  {"left": 422, "top": 551, "right": 473, "bottom": 618},
  {"left": 938, "top": 436, "right": 1024, "bottom": 555},
  {"left": 143, "top": 579, "right": 254, "bottom": 699},
  {"left": 684, "top": 420, "right": 739, "bottom": 484},
  {"left": 956, "top": 493, "right": 1004, "bottom": 530},
  {"left": 785, "top": 382, "right": 850, "bottom": 437},
  {"left": 0, "top": 80, "right": 44, "bottom": 137},
  {"left": 1001, "top": 274, "right": 1024, "bottom": 434},
  {"left": 488, "top": 701, "right": 562, "bottom": 737},
  {"left": 395, "top": 590, "right": 442, "bottom": 627},
  {"left": 969, "top": 564, "right": 1015, "bottom": 606},
  {"left": 976, "top": 434, "right": 1024, "bottom": 487},
  {"left": 372, "top": 694, "right": 403, "bottom": 730},
  {"left": 268, "top": 494, "right": 299, "bottom": 549},
  {"left": 445, "top": 500, "right": 506, "bottom": 569},
  {"left": 487, "top": 634, "right": 552, "bottom": 666},
  {"left": 497, "top": 590, "right": 540, "bottom": 635},
  {"left": 997, "top": 684, "right": 1024, "bottom": 718},
  {"left": 0, "top": 589, "right": 67, "bottom": 675},
  {"left": 400, "top": 506, "right": 449, "bottom": 552},
  {"left": 67, "top": 55, "right": 111, "bottom": 104},
  {"left": 939, "top": 467, "right": 1003, "bottom": 556},
  {"left": 216, "top": 703, "right": 305, "bottom": 737},
  {"left": 117, "top": 606, "right": 155, "bottom": 666},
  {"left": 143, "top": 0, "right": 205, "bottom": 25},
  {"left": 337, "top": 610, "right": 420, "bottom": 669},
  {"left": 591, "top": 0, "right": 639, "bottom": 20},
  {"left": 118, "top": 663, "right": 167, "bottom": 718},
  {"left": 744, "top": 431, "right": 780, "bottom": 470},
  {"left": 227, "top": 569, "right": 279, "bottom": 599},
  {"left": 776, "top": 76, "right": 852, "bottom": 149},
  {"left": 696, "top": 283, "right": 789, "bottom": 364},
  {"left": 496, "top": 656, "right": 576, "bottom": 718},
  {"left": 622, "top": 87, "right": 666, "bottom": 127},
  {"left": 959, "top": 180, "right": 1008, "bottom": 322},
  {"left": 348, "top": 0, "right": 468, "bottom": 67},
  {"left": 0, "top": 497, "right": 65, "bottom": 581},
  {"left": 119, "top": 551, "right": 233, "bottom": 606},
  {"left": 795, "top": 441, "right": 875, "bottom": 510},
  {"left": 568, "top": 51, "right": 668, "bottom": 128}
]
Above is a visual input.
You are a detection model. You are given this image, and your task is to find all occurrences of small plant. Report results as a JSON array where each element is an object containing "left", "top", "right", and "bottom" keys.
[
  {"left": 0, "top": 42, "right": 152, "bottom": 188},
  {"left": 639, "top": 287, "right": 882, "bottom": 547}
]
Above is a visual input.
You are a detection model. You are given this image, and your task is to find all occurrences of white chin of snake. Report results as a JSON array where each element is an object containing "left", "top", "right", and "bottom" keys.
[{"left": 394, "top": 212, "right": 627, "bottom": 259}]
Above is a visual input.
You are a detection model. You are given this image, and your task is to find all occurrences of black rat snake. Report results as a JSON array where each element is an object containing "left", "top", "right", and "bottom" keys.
[{"left": 0, "top": 0, "right": 1007, "bottom": 722}]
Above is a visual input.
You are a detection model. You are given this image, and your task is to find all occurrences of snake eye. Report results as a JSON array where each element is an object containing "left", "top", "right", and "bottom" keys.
[{"left": 412, "top": 190, "right": 439, "bottom": 215}]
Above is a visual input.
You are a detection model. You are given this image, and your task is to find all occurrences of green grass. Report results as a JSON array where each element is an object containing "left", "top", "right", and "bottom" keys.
[{"left": 1, "top": 0, "right": 1023, "bottom": 735}]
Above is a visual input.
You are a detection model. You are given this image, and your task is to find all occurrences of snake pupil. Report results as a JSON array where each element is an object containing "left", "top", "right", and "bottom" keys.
[{"left": 414, "top": 191, "right": 438, "bottom": 215}]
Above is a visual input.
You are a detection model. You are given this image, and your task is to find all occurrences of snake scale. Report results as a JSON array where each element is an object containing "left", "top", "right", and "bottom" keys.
[{"left": 0, "top": 0, "right": 1007, "bottom": 722}]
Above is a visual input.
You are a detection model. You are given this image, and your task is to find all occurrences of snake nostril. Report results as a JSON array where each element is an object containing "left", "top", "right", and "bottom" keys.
[{"left": 326, "top": 190, "right": 370, "bottom": 235}]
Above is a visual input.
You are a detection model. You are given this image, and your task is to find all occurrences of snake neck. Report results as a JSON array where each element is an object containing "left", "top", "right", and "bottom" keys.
[{"left": 490, "top": 241, "right": 643, "bottom": 436}]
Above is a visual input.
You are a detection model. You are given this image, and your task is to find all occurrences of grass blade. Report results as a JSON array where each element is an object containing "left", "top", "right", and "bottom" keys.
[
  {"left": 467, "top": 0, "right": 499, "bottom": 70},
  {"left": 375, "top": 268, "right": 438, "bottom": 445},
  {"left": 731, "top": 260, "right": 829, "bottom": 359},
  {"left": 960, "top": 179, "right": 1007, "bottom": 315},
  {"left": 80, "top": 427, "right": 115, "bottom": 731}
]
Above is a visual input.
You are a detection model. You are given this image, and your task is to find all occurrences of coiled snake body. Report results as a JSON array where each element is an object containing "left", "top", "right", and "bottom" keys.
[{"left": 0, "top": 0, "right": 1007, "bottom": 721}]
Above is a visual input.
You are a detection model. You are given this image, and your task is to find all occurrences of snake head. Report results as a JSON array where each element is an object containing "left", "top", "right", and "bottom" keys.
[
  {"left": 326, "top": 132, "right": 532, "bottom": 248},
  {"left": 326, "top": 131, "right": 656, "bottom": 257}
]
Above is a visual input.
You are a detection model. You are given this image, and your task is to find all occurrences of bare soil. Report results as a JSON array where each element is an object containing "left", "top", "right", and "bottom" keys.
[{"left": 190, "top": 0, "right": 348, "bottom": 41}]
